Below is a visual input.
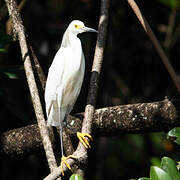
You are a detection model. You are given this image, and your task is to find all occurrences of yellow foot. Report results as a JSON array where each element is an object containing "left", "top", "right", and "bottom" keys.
[
  {"left": 60, "top": 155, "right": 76, "bottom": 176},
  {"left": 77, "top": 132, "right": 93, "bottom": 149}
]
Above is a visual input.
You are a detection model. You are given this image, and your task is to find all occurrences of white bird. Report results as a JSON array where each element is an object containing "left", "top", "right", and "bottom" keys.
[{"left": 45, "top": 20, "right": 97, "bottom": 175}]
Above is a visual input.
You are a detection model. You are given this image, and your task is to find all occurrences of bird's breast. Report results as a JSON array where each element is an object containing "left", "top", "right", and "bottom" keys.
[{"left": 61, "top": 53, "right": 85, "bottom": 107}]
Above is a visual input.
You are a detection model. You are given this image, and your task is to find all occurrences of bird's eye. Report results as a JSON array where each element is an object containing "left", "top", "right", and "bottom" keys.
[{"left": 75, "top": 25, "right": 78, "bottom": 28}]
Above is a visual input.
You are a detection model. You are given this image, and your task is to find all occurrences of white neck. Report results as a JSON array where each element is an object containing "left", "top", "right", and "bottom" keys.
[{"left": 61, "top": 30, "right": 81, "bottom": 48}]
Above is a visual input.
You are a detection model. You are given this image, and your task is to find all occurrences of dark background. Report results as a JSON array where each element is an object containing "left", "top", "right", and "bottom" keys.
[{"left": 0, "top": 0, "right": 180, "bottom": 179}]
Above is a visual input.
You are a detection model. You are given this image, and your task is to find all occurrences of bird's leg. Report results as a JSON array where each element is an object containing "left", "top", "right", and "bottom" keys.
[
  {"left": 59, "top": 124, "right": 64, "bottom": 158},
  {"left": 59, "top": 115, "right": 76, "bottom": 176},
  {"left": 63, "top": 115, "right": 93, "bottom": 149},
  {"left": 63, "top": 109, "right": 93, "bottom": 149},
  {"left": 62, "top": 107, "right": 93, "bottom": 149},
  {"left": 77, "top": 132, "right": 93, "bottom": 149}
]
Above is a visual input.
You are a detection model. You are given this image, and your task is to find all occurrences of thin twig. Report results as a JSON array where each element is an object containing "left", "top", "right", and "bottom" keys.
[
  {"left": 4, "top": 0, "right": 59, "bottom": 177},
  {"left": 127, "top": 0, "right": 180, "bottom": 94},
  {"left": 164, "top": 7, "right": 177, "bottom": 49},
  {"left": 29, "top": 45, "right": 47, "bottom": 110},
  {"left": 29, "top": 45, "right": 46, "bottom": 91}
]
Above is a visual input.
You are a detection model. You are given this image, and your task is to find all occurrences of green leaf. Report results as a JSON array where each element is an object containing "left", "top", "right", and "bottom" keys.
[
  {"left": 177, "top": 161, "right": 180, "bottom": 170},
  {"left": 138, "top": 178, "right": 150, "bottom": 180},
  {"left": 160, "top": 157, "right": 180, "bottom": 180},
  {"left": 69, "top": 174, "right": 83, "bottom": 180},
  {"left": 3, "top": 72, "right": 18, "bottom": 79},
  {"left": 0, "top": 48, "right": 7, "bottom": 53},
  {"left": 168, "top": 127, "right": 180, "bottom": 145},
  {"left": 157, "top": 0, "right": 180, "bottom": 8},
  {"left": 150, "top": 157, "right": 161, "bottom": 167},
  {"left": 150, "top": 166, "right": 171, "bottom": 180},
  {"left": 0, "top": 65, "right": 25, "bottom": 79}
]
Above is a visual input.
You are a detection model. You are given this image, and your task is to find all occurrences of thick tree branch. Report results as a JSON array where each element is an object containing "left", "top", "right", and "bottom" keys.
[
  {"left": 127, "top": 0, "right": 180, "bottom": 94},
  {"left": 1, "top": 99, "right": 179, "bottom": 157},
  {"left": 5, "top": 0, "right": 58, "bottom": 175}
]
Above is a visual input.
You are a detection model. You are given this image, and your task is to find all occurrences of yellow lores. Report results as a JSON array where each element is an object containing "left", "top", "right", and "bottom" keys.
[
  {"left": 45, "top": 20, "right": 97, "bottom": 176},
  {"left": 74, "top": 24, "right": 84, "bottom": 29}
]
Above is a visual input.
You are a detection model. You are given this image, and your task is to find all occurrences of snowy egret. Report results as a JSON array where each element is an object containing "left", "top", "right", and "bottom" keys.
[{"left": 45, "top": 20, "right": 97, "bottom": 175}]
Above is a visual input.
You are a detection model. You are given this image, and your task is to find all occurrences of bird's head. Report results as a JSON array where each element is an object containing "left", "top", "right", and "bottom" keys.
[{"left": 68, "top": 20, "right": 97, "bottom": 35}]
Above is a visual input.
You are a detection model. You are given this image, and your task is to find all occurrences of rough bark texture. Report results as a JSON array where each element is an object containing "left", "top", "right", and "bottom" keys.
[
  {"left": 1, "top": 99, "right": 179, "bottom": 157},
  {"left": 82, "top": 0, "right": 109, "bottom": 136},
  {"left": 94, "top": 98, "right": 178, "bottom": 135},
  {"left": 5, "top": 0, "right": 58, "bottom": 175}
]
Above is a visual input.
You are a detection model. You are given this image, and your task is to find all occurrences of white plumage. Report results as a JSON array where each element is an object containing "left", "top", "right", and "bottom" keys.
[
  {"left": 44, "top": 20, "right": 97, "bottom": 175},
  {"left": 45, "top": 20, "right": 97, "bottom": 128}
]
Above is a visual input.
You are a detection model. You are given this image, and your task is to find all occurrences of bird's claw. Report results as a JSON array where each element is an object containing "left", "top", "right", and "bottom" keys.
[
  {"left": 77, "top": 132, "right": 93, "bottom": 149},
  {"left": 60, "top": 155, "right": 76, "bottom": 176}
]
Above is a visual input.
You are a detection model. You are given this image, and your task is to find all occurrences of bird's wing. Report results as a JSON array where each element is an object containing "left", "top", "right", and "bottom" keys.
[
  {"left": 45, "top": 49, "right": 65, "bottom": 125},
  {"left": 45, "top": 47, "right": 84, "bottom": 126}
]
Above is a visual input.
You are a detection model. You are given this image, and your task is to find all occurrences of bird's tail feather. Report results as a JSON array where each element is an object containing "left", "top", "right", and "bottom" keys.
[{"left": 47, "top": 103, "right": 66, "bottom": 127}]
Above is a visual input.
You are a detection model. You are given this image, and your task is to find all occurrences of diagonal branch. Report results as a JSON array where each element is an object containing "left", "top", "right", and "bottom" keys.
[
  {"left": 29, "top": 45, "right": 46, "bottom": 91},
  {"left": 4, "top": 0, "right": 59, "bottom": 176},
  {"left": 164, "top": 7, "right": 177, "bottom": 49},
  {"left": 127, "top": 0, "right": 180, "bottom": 94},
  {"left": 6, "top": 0, "right": 27, "bottom": 35},
  {"left": 81, "top": 0, "right": 109, "bottom": 135},
  {"left": 76, "top": 0, "right": 109, "bottom": 176}
]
